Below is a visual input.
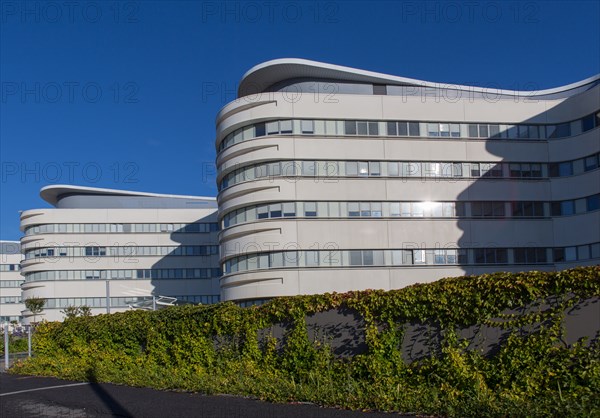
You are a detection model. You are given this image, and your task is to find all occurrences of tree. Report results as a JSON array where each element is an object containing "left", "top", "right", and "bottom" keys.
[
  {"left": 79, "top": 306, "right": 92, "bottom": 317},
  {"left": 24, "top": 297, "right": 46, "bottom": 324},
  {"left": 61, "top": 306, "right": 80, "bottom": 320},
  {"left": 61, "top": 305, "right": 92, "bottom": 320}
]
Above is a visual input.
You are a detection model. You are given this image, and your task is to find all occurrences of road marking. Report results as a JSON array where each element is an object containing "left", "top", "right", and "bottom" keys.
[{"left": 0, "top": 382, "right": 90, "bottom": 397}]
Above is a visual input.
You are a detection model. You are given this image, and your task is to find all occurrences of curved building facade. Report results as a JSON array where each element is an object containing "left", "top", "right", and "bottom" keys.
[
  {"left": 216, "top": 59, "right": 600, "bottom": 303},
  {"left": 20, "top": 186, "right": 220, "bottom": 323}
]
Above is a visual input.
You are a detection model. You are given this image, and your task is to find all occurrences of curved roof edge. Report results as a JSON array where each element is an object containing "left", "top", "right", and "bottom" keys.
[
  {"left": 40, "top": 185, "right": 216, "bottom": 207},
  {"left": 238, "top": 58, "right": 600, "bottom": 98}
]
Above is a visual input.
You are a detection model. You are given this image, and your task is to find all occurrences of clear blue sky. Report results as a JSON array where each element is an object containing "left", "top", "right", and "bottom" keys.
[{"left": 1, "top": 0, "right": 599, "bottom": 240}]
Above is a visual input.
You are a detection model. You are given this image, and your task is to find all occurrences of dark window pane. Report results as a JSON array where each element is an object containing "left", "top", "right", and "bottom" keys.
[
  {"left": 349, "top": 251, "right": 362, "bottom": 266},
  {"left": 408, "top": 122, "right": 420, "bottom": 136},
  {"left": 514, "top": 249, "right": 526, "bottom": 264},
  {"left": 373, "top": 84, "right": 387, "bottom": 95},
  {"left": 536, "top": 248, "right": 547, "bottom": 263},
  {"left": 555, "top": 123, "right": 571, "bottom": 138},
  {"left": 534, "top": 202, "right": 544, "bottom": 217},
  {"left": 345, "top": 121, "right": 356, "bottom": 135},
  {"left": 493, "top": 202, "right": 505, "bottom": 216},
  {"left": 558, "top": 162, "right": 573, "bottom": 176},
  {"left": 587, "top": 195, "right": 600, "bottom": 211},
  {"left": 362, "top": 250, "right": 374, "bottom": 265},
  {"left": 455, "top": 202, "right": 466, "bottom": 217},
  {"left": 548, "top": 163, "right": 559, "bottom": 177},
  {"left": 475, "top": 249, "right": 485, "bottom": 264},
  {"left": 468, "top": 124, "right": 479, "bottom": 137},
  {"left": 582, "top": 114, "right": 594, "bottom": 132},
  {"left": 357, "top": 122, "right": 368, "bottom": 135},
  {"left": 479, "top": 125, "right": 489, "bottom": 137},
  {"left": 255, "top": 123, "right": 266, "bottom": 137},
  {"left": 553, "top": 248, "right": 565, "bottom": 262},
  {"left": 512, "top": 202, "right": 523, "bottom": 217},
  {"left": 551, "top": 202, "right": 562, "bottom": 216},
  {"left": 368, "top": 122, "right": 379, "bottom": 135},
  {"left": 496, "top": 249, "right": 508, "bottom": 264},
  {"left": 584, "top": 155, "right": 598, "bottom": 171},
  {"left": 471, "top": 202, "right": 482, "bottom": 217},
  {"left": 387, "top": 122, "right": 397, "bottom": 136},
  {"left": 399, "top": 122, "right": 408, "bottom": 136}
]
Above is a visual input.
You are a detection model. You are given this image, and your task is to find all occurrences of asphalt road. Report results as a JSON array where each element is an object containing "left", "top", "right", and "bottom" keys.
[{"left": 0, "top": 373, "right": 413, "bottom": 418}]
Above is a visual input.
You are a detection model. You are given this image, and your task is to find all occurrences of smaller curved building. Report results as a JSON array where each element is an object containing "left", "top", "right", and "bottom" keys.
[{"left": 20, "top": 185, "right": 220, "bottom": 323}]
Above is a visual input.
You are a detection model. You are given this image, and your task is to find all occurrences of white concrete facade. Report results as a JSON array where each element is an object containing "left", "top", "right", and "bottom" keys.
[
  {"left": 19, "top": 186, "right": 220, "bottom": 323},
  {"left": 215, "top": 59, "right": 600, "bottom": 303},
  {"left": 0, "top": 241, "right": 24, "bottom": 324}
]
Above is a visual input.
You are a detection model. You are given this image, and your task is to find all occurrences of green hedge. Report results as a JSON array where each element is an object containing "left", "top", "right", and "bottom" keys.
[{"left": 11, "top": 267, "right": 600, "bottom": 417}]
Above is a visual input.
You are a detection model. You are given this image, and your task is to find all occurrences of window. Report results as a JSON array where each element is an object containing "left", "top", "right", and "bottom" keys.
[
  {"left": 561, "top": 200, "right": 575, "bottom": 216},
  {"left": 471, "top": 202, "right": 505, "bottom": 217},
  {"left": 358, "top": 162, "right": 369, "bottom": 177},
  {"left": 369, "top": 162, "right": 381, "bottom": 176},
  {"left": 280, "top": 120, "right": 293, "bottom": 134},
  {"left": 85, "top": 246, "right": 106, "bottom": 256},
  {"left": 587, "top": 195, "right": 600, "bottom": 211},
  {"left": 581, "top": 114, "right": 595, "bottom": 132},
  {"left": 346, "top": 162, "right": 358, "bottom": 176},
  {"left": 270, "top": 204, "right": 282, "bottom": 218},
  {"left": 344, "top": 120, "right": 357, "bottom": 135},
  {"left": 584, "top": 155, "right": 598, "bottom": 171},
  {"left": 301, "top": 161, "right": 316, "bottom": 176},
  {"left": 512, "top": 201, "right": 544, "bottom": 217},
  {"left": 304, "top": 202, "right": 317, "bottom": 217},
  {"left": 373, "top": 84, "right": 387, "bottom": 95},
  {"left": 468, "top": 124, "right": 478, "bottom": 138},
  {"left": 558, "top": 162, "right": 573, "bottom": 176},
  {"left": 474, "top": 248, "right": 508, "bottom": 264},
  {"left": 408, "top": 122, "right": 420, "bottom": 136},
  {"left": 514, "top": 248, "right": 547, "bottom": 264},
  {"left": 283, "top": 202, "right": 296, "bottom": 217},
  {"left": 255, "top": 123, "right": 266, "bottom": 137},
  {"left": 301, "top": 120, "right": 314, "bottom": 134},
  {"left": 387, "top": 122, "right": 398, "bottom": 136},
  {"left": 348, "top": 203, "right": 360, "bottom": 217}
]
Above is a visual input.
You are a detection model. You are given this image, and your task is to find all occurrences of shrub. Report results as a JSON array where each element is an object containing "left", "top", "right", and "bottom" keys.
[{"left": 11, "top": 266, "right": 600, "bottom": 417}]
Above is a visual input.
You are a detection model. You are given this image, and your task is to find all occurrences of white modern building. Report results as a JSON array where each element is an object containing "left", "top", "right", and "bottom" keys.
[
  {"left": 19, "top": 185, "right": 220, "bottom": 323},
  {"left": 0, "top": 241, "right": 24, "bottom": 324},
  {"left": 216, "top": 58, "right": 600, "bottom": 304}
]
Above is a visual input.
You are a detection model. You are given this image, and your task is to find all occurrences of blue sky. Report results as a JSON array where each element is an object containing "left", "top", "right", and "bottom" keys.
[{"left": 1, "top": 0, "right": 599, "bottom": 240}]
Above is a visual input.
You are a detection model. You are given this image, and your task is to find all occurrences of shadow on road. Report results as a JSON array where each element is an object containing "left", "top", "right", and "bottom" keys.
[{"left": 86, "top": 368, "right": 134, "bottom": 418}]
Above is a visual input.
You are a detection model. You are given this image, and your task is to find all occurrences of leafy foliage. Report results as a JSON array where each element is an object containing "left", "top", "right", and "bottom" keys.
[
  {"left": 11, "top": 267, "right": 600, "bottom": 417},
  {"left": 61, "top": 305, "right": 92, "bottom": 320},
  {"left": 24, "top": 297, "right": 46, "bottom": 323}
]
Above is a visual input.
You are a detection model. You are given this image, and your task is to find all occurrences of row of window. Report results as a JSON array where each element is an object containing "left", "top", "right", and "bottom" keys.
[
  {"left": 24, "top": 245, "right": 220, "bottom": 259},
  {"left": 0, "top": 264, "right": 20, "bottom": 271},
  {"left": 40, "top": 295, "right": 220, "bottom": 309},
  {"left": 24, "top": 222, "right": 219, "bottom": 236},
  {"left": 0, "top": 280, "right": 24, "bottom": 288},
  {"left": 552, "top": 195, "right": 600, "bottom": 216},
  {"left": 0, "top": 316, "right": 23, "bottom": 322},
  {"left": 218, "top": 154, "right": 600, "bottom": 190},
  {"left": 1, "top": 296, "right": 22, "bottom": 304},
  {"left": 217, "top": 111, "right": 600, "bottom": 151},
  {"left": 23, "top": 268, "right": 222, "bottom": 282},
  {"left": 223, "top": 243, "right": 600, "bottom": 274},
  {"left": 222, "top": 196, "right": 600, "bottom": 228}
]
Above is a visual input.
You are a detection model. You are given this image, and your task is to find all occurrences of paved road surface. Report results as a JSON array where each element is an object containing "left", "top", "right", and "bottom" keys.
[{"left": 0, "top": 373, "right": 413, "bottom": 417}]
